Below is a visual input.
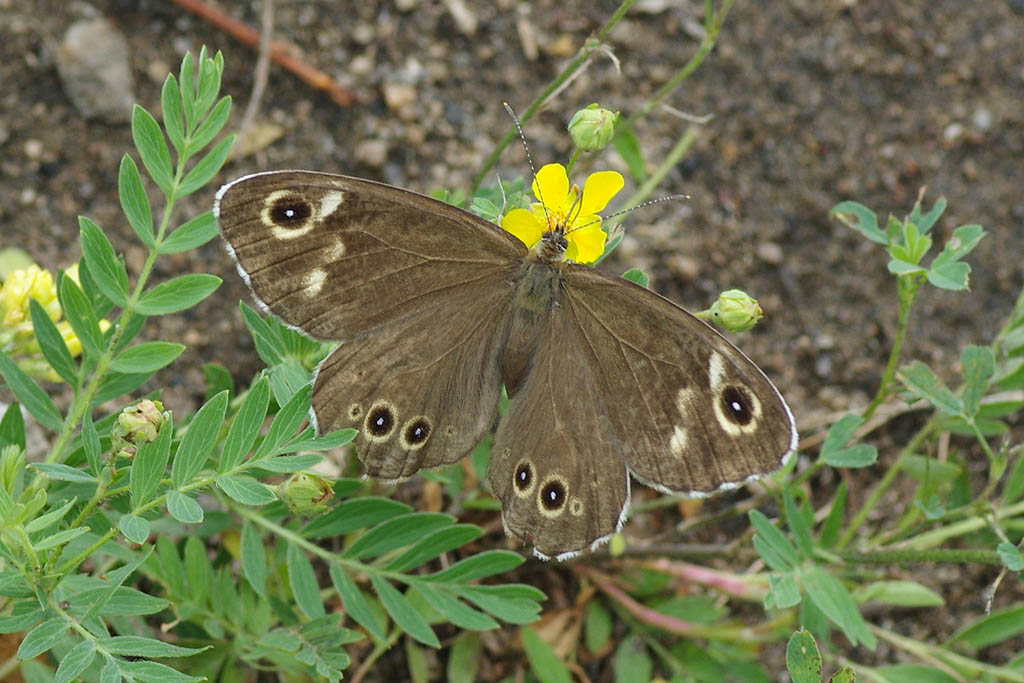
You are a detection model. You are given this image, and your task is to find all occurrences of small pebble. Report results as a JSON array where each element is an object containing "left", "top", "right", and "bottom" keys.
[
  {"left": 756, "top": 241, "right": 784, "bottom": 265},
  {"left": 56, "top": 18, "right": 135, "bottom": 123},
  {"left": 355, "top": 139, "right": 389, "bottom": 168}
]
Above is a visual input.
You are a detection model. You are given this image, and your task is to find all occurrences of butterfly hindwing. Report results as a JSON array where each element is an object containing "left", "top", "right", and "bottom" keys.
[{"left": 489, "top": 305, "right": 631, "bottom": 560}]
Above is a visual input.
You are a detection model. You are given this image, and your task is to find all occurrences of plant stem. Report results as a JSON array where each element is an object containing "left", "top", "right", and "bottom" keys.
[
  {"left": 837, "top": 415, "right": 936, "bottom": 549},
  {"left": 838, "top": 547, "right": 1001, "bottom": 565},
  {"left": 469, "top": 0, "right": 636, "bottom": 195},
  {"left": 861, "top": 273, "right": 923, "bottom": 422}
]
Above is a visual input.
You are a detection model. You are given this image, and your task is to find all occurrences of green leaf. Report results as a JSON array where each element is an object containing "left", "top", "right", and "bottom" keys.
[
  {"left": 252, "top": 453, "right": 323, "bottom": 473},
  {"left": 91, "top": 371, "right": 151, "bottom": 406},
  {"left": 927, "top": 261, "right": 971, "bottom": 290},
  {"left": 58, "top": 271, "right": 102, "bottom": 357},
  {"left": 370, "top": 574, "right": 439, "bottom": 648},
  {"left": 131, "top": 105, "right": 174, "bottom": 194},
  {"left": 121, "top": 659, "right": 204, "bottom": 682},
  {"left": 166, "top": 490, "right": 204, "bottom": 524},
  {"left": 1004, "top": 452, "right": 1024, "bottom": 503},
  {"left": 910, "top": 195, "right": 946, "bottom": 233},
  {"left": 178, "top": 136, "right": 234, "bottom": 196},
  {"left": 0, "top": 401, "right": 26, "bottom": 449},
  {"left": 386, "top": 525, "right": 483, "bottom": 572},
  {"left": 183, "top": 536, "right": 211, "bottom": 609},
  {"left": 160, "top": 212, "right": 218, "bottom": 254},
  {"left": 101, "top": 635, "right": 207, "bottom": 657},
  {"left": 239, "top": 302, "right": 284, "bottom": 366},
  {"left": 783, "top": 490, "right": 814, "bottom": 559},
  {"left": 768, "top": 574, "right": 802, "bottom": 609},
  {"left": 819, "top": 481, "right": 847, "bottom": 549},
  {"left": 118, "top": 155, "right": 155, "bottom": 247},
  {"left": 342, "top": 513, "right": 454, "bottom": 561},
  {"left": 413, "top": 585, "right": 497, "bottom": 631},
  {"left": 131, "top": 420, "right": 172, "bottom": 508},
  {"left": 110, "top": 341, "right": 185, "bottom": 373},
  {"left": 949, "top": 604, "right": 1024, "bottom": 649},
  {"left": 33, "top": 527, "right": 88, "bottom": 551},
  {"left": 611, "top": 124, "right": 646, "bottom": 183},
  {"left": 161, "top": 74, "right": 185, "bottom": 154},
  {"left": 830, "top": 201, "right": 886, "bottom": 244},
  {"left": 457, "top": 586, "right": 541, "bottom": 624},
  {"left": 136, "top": 273, "right": 221, "bottom": 315},
  {"left": 447, "top": 633, "right": 482, "bottom": 683},
  {"left": 996, "top": 542, "right": 1024, "bottom": 571},
  {"left": 329, "top": 562, "right": 386, "bottom": 641},
  {"left": 584, "top": 600, "right": 612, "bottom": 653},
  {"left": 30, "top": 463, "right": 96, "bottom": 483},
  {"left": 54, "top": 639, "right": 96, "bottom": 683},
  {"left": 172, "top": 390, "right": 228, "bottom": 488},
  {"left": 897, "top": 361, "right": 961, "bottom": 415},
  {"left": 119, "top": 514, "right": 150, "bottom": 544},
  {"left": 258, "top": 384, "right": 313, "bottom": 458},
  {"left": 241, "top": 521, "right": 267, "bottom": 597},
  {"left": 802, "top": 566, "right": 875, "bottom": 648},
  {"left": 823, "top": 444, "right": 877, "bottom": 468},
  {"left": 612, "top": 635, "right": 652, "bottom": 683},
  {"left": 520, "top": 626, "right": 571, "bottom": 683},
  {"left": 26, "top": 499, "right": 77, "bottom": 534},
  {"left": 931, "top": 223, "right": 984, "bottom": 267},
  {"left": 887, "top": 259, "right": 925, "bottom": 275},
  {"left": 422, "top": 550, "right": 524, "bottom": 583},
  {"left": 216, "top": 474, "right": 277, "bottom": 505},
  {"left": 219, "top": 376, "right": 270, "bottom": 472},
  {"left": 287, "top": 542, "right": 325, "bottom": 619},
  {"left": 621, "top": 268, "right": 649, "bottom": 288},
  {"left": 188, "top": 95, "right": 232, "bottom": 154},
  {"left": 28, "top": 298, "right": 77, "bottom": 385},
  {"left": 749, "top": 510, "right": 799, "bottom": 572},
  {"left": 960, "top": 345, "right": 995, "bottom": 417},
  {"left": 785, "top": 629, "right": 821, "bottom": 683},
  {"left": 855, "top": 580, "right": 944, "bottom": 607},
  {"left": 17, "top": 617, "right": 68, "bottom": 659},
  {"left": 278, "top": 427, "right": 357, "bottom": 453},
  {"left": 302, "top": 497, "right": 411, "bottom": 539}
]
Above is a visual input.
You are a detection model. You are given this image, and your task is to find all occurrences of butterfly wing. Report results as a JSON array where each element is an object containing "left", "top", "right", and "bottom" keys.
[
  {"left": 489, "top": 305, "right": 631, "bottom": 560},
  {"left": 562, "top": 266, "right": 797, "bottom": 496},
  {"left": 216, "top": 171, "right": 527, "bottom": 477},
  {"left": 215, "top": 171, "right": 526, "bottom": 341}
]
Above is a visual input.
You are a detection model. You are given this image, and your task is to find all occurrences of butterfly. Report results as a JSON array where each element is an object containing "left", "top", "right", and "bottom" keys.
[{"left": 214, "top": 168, "right": 797, "bottom": 560}]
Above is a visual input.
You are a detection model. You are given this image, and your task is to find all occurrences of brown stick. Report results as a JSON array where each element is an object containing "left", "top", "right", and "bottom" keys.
[{"left": 169, "top": 0, "right": 360, "bottom": 107}]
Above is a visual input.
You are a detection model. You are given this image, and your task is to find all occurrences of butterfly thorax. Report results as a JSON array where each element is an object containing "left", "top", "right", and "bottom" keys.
[{"left": 534, "top": 226, "right": 568, "bottom": 264}]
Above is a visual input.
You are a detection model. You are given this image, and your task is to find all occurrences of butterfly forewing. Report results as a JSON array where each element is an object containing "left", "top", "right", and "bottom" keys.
[
  {"left": 563, "top": 265, "right": 797, "bottom": 495},
  {"left": 214, "top": 171, "right": 525, "bottom": 341},
  {"left": 216, "top": 170, "right": 526, "bottom": 480}
]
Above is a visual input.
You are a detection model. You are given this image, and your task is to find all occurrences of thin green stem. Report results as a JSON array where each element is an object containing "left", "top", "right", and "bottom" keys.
[
  {"left": 837, "top": 416, "right": 936, "bottom": 549},
  {"left": 837, "top": 547, "right": 1001, "bottom": 565},
  {"left": 898, "top": 499, "right": 1024, "bottom": 551},
  {"left": 616, "top": 0, "right": 735, "bottom": 135},
  {"left": 861, "top": 274, "right": 923, "bottom": 422},
  {"left": 469, "top": 0, "right": 636, "bottom": 195}
]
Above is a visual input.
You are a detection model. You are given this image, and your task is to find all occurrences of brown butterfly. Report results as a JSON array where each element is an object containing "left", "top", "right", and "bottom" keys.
[{"left": 214, "top": 170, "right": 797, "bottom": 560}]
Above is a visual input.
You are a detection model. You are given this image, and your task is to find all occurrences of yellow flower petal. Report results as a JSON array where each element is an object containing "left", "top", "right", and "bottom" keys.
[
  {"left": 566, "top": 222, "right": 607, "bottom": 264},
  {"left": 501, "top": 208, "right": 544, "bottom": 248},
  {"left": 578, "top": 171, "right": 623, "bottom": 216},
  {"left": 532, "top": 164, "right": 569, "bottom": 209}
]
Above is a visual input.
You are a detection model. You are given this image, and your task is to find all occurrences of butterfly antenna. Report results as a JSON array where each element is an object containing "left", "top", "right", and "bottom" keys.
[
  {"left": 504, "top": 102, "right": 549, "bottom": 224},
  {"left": 565, "top": 194, "right": 690, "bottom": 235}
]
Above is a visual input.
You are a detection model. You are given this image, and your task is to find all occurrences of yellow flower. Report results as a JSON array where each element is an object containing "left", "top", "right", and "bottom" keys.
[
  {"left": 501, "top": 163, "right": 624, "bottom": 264},
  {"left": 1, "top": 265, "right": 61, "bottom": 327}
]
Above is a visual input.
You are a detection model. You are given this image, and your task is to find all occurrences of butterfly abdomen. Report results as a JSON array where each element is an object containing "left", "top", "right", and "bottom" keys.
[{"left": 502, "top": 262, "right": 565, "bottom": 397}]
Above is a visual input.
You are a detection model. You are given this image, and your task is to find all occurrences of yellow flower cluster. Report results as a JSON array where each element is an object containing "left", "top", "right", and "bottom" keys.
[{"left": 0, "top": 261, "right": 106, "bottom": 382}]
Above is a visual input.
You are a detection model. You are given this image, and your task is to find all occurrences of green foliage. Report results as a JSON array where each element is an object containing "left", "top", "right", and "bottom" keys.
[{"left": 0, "top": 48, "right": 542, "bottom": 681}]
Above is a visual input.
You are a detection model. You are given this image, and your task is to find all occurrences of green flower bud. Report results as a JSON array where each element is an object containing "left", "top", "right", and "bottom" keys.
[
  {"left": 608, "top": 532, "right": 626, "bottom": 557},
  {"left": 568, "top": 104, "right": 618, "bottom": 152},
  {"left": 708, "top": 289, "right": 763, "bottom": 333},
  {"left": 111, "top": 399, "right": 170, "bottom": 459},
  {"left": 277, "top": 472, "right": 334, "bottom": 515}
]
